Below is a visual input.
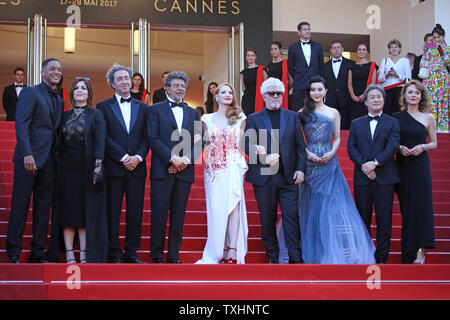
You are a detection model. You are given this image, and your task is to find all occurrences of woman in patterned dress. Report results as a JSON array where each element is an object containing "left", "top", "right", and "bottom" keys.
[
  {"left": 423, "top": 24, "right": 450, "bottom": 133},
  {"left": 195, "top": 83, "right": 249, "bottom": 264}
]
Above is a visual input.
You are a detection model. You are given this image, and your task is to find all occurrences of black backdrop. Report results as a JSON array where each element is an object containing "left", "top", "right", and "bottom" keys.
[{"left": 0, "top": 0, "right": 273, "bottom": 65}]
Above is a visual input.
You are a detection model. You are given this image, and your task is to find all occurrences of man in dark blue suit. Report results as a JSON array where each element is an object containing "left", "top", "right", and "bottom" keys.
[
  {"left": 147, "top": 71, "right": 202, "bottom": 264},
  {"left": 97, "top": 64, "right": 149, "bottom": 264},
  {"left": 244, "top": 77, "right": 306, "bottom": 264},
  {"left": 347, "top": 84, "right": 400, "bottom": 264},
  {"left": 6, "top": 58, "right": 63, "bottom": 263},
  {"left": 288, "top": 21, "right": 324, "bottom": 111}
]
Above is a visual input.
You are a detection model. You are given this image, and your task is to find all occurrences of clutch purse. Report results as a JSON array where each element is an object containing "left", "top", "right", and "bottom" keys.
[{"left": 418, "top": 67, "right": 429, "bottom": 79}]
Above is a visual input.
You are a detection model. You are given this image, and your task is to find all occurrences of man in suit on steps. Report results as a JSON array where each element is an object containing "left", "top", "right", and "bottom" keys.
[
  {"left": 321, "top": 40, "right": 355, "bottom": 130},
  {"left": 6, "top": 59, "right": 63, "bottom": 263},
  {"left": 97, "top": 64, "right": 149, "bottom": 264},
  {"left": 147, "top": 71, "right": 203, "bottom": 264},
  {"left": 288, "top": 21, "right": 324, "bottom": 111},
  {"left": 347, "top": 84, "right": 400, "bottom": 264},
  {"left": 2, "top": 67, "right": 26, "bottom": 121}
]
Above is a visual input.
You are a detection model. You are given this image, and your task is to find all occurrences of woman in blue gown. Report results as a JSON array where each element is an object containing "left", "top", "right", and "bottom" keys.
[{"left": 278, "top": 76, "right": 376, "bottom": 264}]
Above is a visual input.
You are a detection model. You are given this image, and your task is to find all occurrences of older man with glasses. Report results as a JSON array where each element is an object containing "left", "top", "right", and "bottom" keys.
[{"left": 244, "top": 77, "right": 306, "bottom": 264}]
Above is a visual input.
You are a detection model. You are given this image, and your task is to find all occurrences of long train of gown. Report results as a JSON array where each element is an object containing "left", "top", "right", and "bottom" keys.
[
  {"left": 195, "top": 113, "right": 248, "bottom": 264},
  {"left": 278, "top": 112, "right": 376, "bottom": 264}
]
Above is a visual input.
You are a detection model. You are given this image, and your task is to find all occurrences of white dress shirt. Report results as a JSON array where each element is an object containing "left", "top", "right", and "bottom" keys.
[
  {"left": 332, "top": 57, "right": 342, "bottom": 79},
  {"left": 115, "top": 93, "right": 131, "bottom": 133},
  {"left": 368, "top": 112, "right": 382, "bottom": 138},
  {"left": 14, "top": 82, "right": 24, "bottom": 97},
  {"left": 378, "top": 57, "right": 411, "bottom": 87},
  {"left": 115, "top": 94, "right": 142, "bottom": 163},
  {"left": 167, "top": 96, "right": 183, "bottom": 133},
  {"left": 301, "top": 41, "right": 311, "bottom": 66}
]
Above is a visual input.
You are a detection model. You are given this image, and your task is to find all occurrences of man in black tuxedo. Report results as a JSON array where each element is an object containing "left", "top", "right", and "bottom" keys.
[
  {"left": 412, "top": 33, "right": 434, "bottom": 80},
  {"left": 347, "top": 84, "right": 400, "bottom": 264},
  {"left": 6, "top": 59, "right": 63, "bottom": 263},
  {"left": 96, "top": 64, "right": 149, "bottom": 264},
  {"left": 288, "top": 21, "right": 324, "bottom": 111},
  {"left": 2, "top": 67, "right": 26, "bottom": 121},
  {"left": 152, "top": 71, "right": 170, "bottom": 104},
  {"left": 321, "top": 40, "right": 355, "bottom": 130},
  {"left": 244, "top": 77, "right": 306, "bottom": 264},
  {"left": 147, "top": 71, "right": 203, "bottom": 263}
]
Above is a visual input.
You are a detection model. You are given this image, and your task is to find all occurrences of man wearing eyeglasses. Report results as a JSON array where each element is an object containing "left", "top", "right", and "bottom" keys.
[
  {"left": 147, "top": 71, "right": 203, "bottom": 264},
  {"left": 244, "top": 77, "right": 306, "bottom": 264}
]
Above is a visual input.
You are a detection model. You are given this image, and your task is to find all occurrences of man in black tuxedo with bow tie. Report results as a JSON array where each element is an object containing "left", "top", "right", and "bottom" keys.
[
  {"left": 288, "top": 21, "right": 324, "bottom": 111},
  {"left": 321, "top": 40, "right": 355, "bottom": 130},
  {"left": 147, "top": 71, "right": 203, "bottom": 263},
  {"left": 6, "top": 59, "right": 63, "bottom": 263},
  {"left": 2, "top": 67, "right": 26, "bottom": 121},
  {"left": 97, "top": 64, "right": 149, "bottom": 263},
  {"left": 347, "top": 84, "right": 400, "bottom": 264}
]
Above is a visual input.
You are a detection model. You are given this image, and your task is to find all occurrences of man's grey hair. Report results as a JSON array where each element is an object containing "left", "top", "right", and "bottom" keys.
[
  {"left": 164, "top": 71, "right": 189, "bottom": 88},
  {"left": 363, "top": 84, "right": 386, "bottom": 102},
  {"left": 106, "top": 63, "right": 132, "bottom": 87},
  {"left": 260, "top": 77, "right": 285, "bottom": 95}
]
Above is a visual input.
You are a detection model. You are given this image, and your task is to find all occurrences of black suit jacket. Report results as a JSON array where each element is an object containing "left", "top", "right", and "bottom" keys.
[
  {"left": 321, "top": 57, "right": 354, "bottom": 107},
  {"left": 2, "top": 83, "right": 26, "bottom": 121},
  {"left": 147, "top": 100, "right": 202, "bottom": 183},
  {"left": 96, "top": 96, "right": 149, "bottom": 178},
  {"left": 288, "top": 40, "right": 324, "bottom": 91},
  {"left": 13, "top": 83, "right": 63, "bottom": 168},
  {"left": 244, "top": 108, "right": 306, "bottom": 186},
  {"left": 152, "top": 87, "right": 167, "bottom": 104},
  {"left": 347, "top": 113, "right": 400, "bottom": 186},
  {"left": 412, "top": 54, "right": 422, "bottom": 81}
]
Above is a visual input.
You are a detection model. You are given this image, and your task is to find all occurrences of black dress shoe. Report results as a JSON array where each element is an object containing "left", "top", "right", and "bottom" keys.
[
  {"left": 166, "top": 258, "right": 183, "bottom": 264},
  {"left": 123, "top": 255, "right": 143, "bottom": 264},
  {"left": 269, "top": 258, "right": 279, "bottom": 264},
  {"left": 108, "top": 256, "right": 121, "bottom": 263},
  {"left": 8, "top": 255, "right": 20, "bottom": 264},
  {"left": 29, "top": 255, "right": 48, "bottom": 263},
  {"left": 152, "top": 257, "right": 163, "bottom": 264},
  {"left": 288, "top": 256, "right": 303, "bottom": 264}
]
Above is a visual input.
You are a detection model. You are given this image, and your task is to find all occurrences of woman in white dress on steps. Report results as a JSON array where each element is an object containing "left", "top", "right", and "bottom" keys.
[{"left": 196, "top": 83, "right": 249, "bottom": 264}]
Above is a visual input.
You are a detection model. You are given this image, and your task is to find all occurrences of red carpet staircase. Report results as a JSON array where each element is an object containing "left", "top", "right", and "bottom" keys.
[{"left": 0, "top": 120, "right": 449, "bottom": 299}]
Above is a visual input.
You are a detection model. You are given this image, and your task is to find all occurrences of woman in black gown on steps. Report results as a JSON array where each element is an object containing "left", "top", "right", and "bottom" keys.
[
  {"left": 393, "top": 80, "right": 437, "bottom": 264},
  {"left": 48, "top": 77, "right": 108, "bottom": 263}
]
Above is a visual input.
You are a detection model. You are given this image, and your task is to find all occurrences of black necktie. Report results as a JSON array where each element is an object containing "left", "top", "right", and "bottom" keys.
[
  {"left": 333, "top": 59, "right": 342, "bottom": 63},
  {"left": 15, "top": 84, "right": 23, "bottom": 88},
  {"left": 368, "top": 115, "right": 380, "bottom": 121},
  {"left": 301, "top": 40, "right": 311, "bottom": 45},
  {"left": 120, "top": 97, "right": 131, "bottom": 104},
  {"left": 171, "top": 101, "right": 183, "bottom": 108}
]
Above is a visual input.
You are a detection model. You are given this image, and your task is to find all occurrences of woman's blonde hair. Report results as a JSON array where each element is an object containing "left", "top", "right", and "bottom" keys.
[
  {"left": 214, "top": 83, "right": 242, "bottom": 125},
  {"left": 400, "top": 80, "right": 429, "bottom": 113}
]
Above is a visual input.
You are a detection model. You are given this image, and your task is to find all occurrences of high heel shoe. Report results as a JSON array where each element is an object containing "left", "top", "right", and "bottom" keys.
[
  {"left": 413, "top": 248, "right": 426, "bottom": 264},
  {"left": 220, "top": 247, "right": 229, "bottom": 264},
  {"left": 66, "top": 250, "right": 76, "bottom": 264},
  {"left": 80, "top": 250, "right": 87, "bottom": 264},
  {"left": 225, "top": 248, "right": 237, "bottom": 264}
]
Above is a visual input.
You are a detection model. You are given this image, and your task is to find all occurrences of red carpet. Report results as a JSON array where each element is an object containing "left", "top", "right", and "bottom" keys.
[{"left": 0, "top": 120, "right": 449, "bottom": 300}]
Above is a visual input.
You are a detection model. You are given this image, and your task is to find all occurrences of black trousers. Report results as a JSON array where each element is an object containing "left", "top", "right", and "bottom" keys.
[
  {"left": 106, "top": 173, "right": 145, "bottom": 259},
  {"left": 332, "top": 99, "right": 351, "bottom": 130},
  {"left": 292, "top": 89, "right": 306, "bottom": 112},
  {"left": 383, "top": 86, "right": 402, "bottom": 116},
  {"left": 252, "top": 172, "right": 302, "bottom": 261},
  {"left": 150, "top": 176, "right": 192, "bottom": 261},
  {"left": 6, "top": 156, "right": 56, "bottom": 258},
  {"left": 354, "top": 181, "right": 394, "bottom": 263}
]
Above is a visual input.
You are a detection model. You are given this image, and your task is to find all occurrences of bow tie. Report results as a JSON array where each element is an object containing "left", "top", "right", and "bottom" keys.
[
  {"left": 170, "top": 101, "right": 183, "bottom": 108},
  {"left": 333, "top": 59, "right": 342, "bottom": 63},
  {"left": 49, "top": 89, "right": 59, "bottom": 97},
  {"left": 15, "top": 84, "right": 23, "bottom": 88},
  {"left": 120, "top": 97, "right": 131, "bottom": 104},
  {"left": 368, "top": 115, "right": 380, "bottom": 121},
  {"left": 301, "top": 40, "right": 311, "bottom": 45}
]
